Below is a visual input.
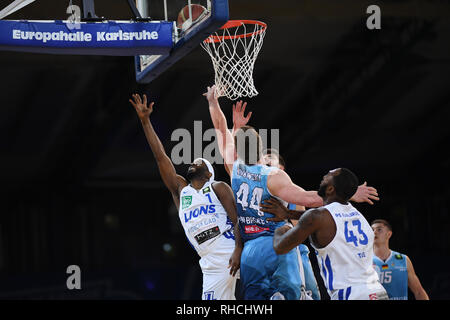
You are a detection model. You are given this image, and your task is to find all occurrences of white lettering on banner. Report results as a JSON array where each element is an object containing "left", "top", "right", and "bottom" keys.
[{"left": 11, "top": 29, "right": 159, "bottom": 44}]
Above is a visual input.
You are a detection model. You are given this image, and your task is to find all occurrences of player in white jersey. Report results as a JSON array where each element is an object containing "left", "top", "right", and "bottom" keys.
[
  {"left": 130, "top": 93, "right": 242, "bottom": 300},
  {"left": 273, "top": 168, "right": 388, "bottom": 300}
]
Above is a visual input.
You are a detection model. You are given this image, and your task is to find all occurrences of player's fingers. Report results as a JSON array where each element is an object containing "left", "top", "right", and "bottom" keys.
[
  {"left": 265, "top": 198, "right": 281, "bottom": 206},
  {"left": 246, "top": 111, "right": 253, "bottom": 121},
  {"left": 237, "top": 100, "right": 243, "bottom": 111},
  {"left": 369, "top": 195, "right": 380, "bottom": 201},
  {"left": 242, "top": 102, "right": 247, "bottom": 113},
  {"left": 143, "top": 94, "right": 147, "bottom": 106},
  {"left": 260, "top": 204, "right": 273, "bottom": 211},
  {"left": 240, "top": 101, "right": 246, "bottom": 113},
  {"left": 129, "top": 99, "right": 137, "bottom": 109},
  {"left": 148, "top": 102, "right": 155, "bottom": 112}
]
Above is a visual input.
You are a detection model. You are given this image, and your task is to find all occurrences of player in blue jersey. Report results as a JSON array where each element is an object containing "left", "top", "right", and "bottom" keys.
[
  {"left": 203, "top": 85, "right": 379, "bottom": 300},
  {"left": 371, "top": 219, "right": 429, "bottom": 300},
  {"left": 262, "top": 148, "right": 321, "bottom": 300}
]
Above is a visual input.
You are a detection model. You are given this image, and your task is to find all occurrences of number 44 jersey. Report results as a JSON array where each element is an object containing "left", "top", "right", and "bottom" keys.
[
  {"left": 311, "top": 202, "right": 387, "bottom": 300},
  {"left": 231, "top": 160, "right": 286, "bottom": 242}
]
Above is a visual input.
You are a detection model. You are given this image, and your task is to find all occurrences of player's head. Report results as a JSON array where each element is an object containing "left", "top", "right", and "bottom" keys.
[
  {"left": 186, "top": 158, "right": 214, "bottom": 182},
  {"left": 263, "top": 148, "right": 285, "bottom": 170},
  {"left": 371, "top": 219, "right": 393, "bottom": 245},
  {"left": 318, "top": 168, "right": 359, "bottom": 203},
  {"left": 234, "top": 125, "right": 263, "bottom": 165}
]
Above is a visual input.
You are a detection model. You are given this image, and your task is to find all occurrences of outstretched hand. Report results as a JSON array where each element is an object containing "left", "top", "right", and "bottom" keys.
[
  {"left": 129, "top": 93, "right": 155, "bottom": 121},
  {"left": 202, "top": 85, "right": 219, "bottom": 103},
  {"left": 351, "top": 182, "right": 380, "bottom": 205},
  {"left": 233, "top": 100, "right": 252, "bottom": 130},
  {"left": 260, "top": 197, "right": 289, "bottom": 222}
]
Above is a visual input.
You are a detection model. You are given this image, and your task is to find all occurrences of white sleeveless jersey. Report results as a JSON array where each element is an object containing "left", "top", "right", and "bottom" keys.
[
  {"left": 311, "top": 202, "right": 380, "bottom": 292},
  {"left": 179, "top": 181, "right": 233, "bottom": 258}
]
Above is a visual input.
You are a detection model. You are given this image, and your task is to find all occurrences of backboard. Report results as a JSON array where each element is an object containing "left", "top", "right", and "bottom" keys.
[
  {"left": 0, "top": 0, "right": 229, "bottom": 84},
  {"left": 134, "top": 0, "right": 229, "bottom": 84}
]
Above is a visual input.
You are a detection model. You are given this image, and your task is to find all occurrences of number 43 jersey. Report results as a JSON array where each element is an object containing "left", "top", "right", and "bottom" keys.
[
  {"left": 231, "top": 160, "right": 286, "bottom": 242},
  {"left": 311, "top": 202, "right": 381, "bottom": 292}
]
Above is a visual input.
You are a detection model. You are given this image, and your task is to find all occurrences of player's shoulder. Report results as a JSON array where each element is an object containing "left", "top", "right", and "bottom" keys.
[
  {"left": 211, "top": 180, "right": 232, "bottom": 193},
  {"left": 391, "top": 250, "right": 407, "bottom": 261},
  {"left": 302, "top": 207, "right": 331, "bottom": 222},
  {"left": 266, "top": 166, "right": 288, "bottom": 181}
]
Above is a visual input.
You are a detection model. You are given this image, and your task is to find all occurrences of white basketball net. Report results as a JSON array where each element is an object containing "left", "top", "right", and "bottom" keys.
[{"left": 201, "top": 21, "right": 266, "bottom": 100}]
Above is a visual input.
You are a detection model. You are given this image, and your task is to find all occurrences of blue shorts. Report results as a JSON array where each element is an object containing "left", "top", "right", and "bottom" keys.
[{"left": 239, "top": 236, "right": 301, "bottom": 300}]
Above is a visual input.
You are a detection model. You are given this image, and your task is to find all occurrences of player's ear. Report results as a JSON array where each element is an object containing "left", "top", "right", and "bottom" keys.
[
  {"left": 206, "top": 171, "right": 212, "bottom": 179},
  {"left": 326, "top": 185, "right": 335, "bottom": 196}
]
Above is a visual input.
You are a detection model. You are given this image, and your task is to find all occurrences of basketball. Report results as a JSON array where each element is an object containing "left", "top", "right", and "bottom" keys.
[{"left": 176, "top": 4, "right": 207, "bottom": 29}]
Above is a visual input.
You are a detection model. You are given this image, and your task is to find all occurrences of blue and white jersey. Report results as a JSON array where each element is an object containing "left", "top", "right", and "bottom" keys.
[
  {"left": 179, "top": 180, "right": 234, "bottom": 258},
  {"left": 231, "top": 160, "right": 286, "bottom": 242},
  {"left": 373, "top": 250, "right": 408, "bottom": 300},
  {"left": 311, "top": 202, "right": 380, "bottom": 294}
]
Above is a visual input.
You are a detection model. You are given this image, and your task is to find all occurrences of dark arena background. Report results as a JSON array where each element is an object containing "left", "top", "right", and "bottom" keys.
[{"left": 0, "top": 0, "right": 449, "bottom": 300}]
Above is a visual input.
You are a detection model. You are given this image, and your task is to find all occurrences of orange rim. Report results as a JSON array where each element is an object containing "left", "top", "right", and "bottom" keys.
[{"left": 203, "top": 20, "right": 267, "bottom": 43}]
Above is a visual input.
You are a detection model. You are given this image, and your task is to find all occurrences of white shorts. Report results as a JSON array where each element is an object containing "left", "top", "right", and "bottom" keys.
[
  {"left": 199, "top": 234, "right": 238, "bottom": 300},
  {"left": 329, "top": 282, "right": 388, "bottom": 300}
]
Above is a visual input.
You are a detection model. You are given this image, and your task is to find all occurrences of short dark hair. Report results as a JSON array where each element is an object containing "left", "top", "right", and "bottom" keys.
[
  {"left": 263, "top": 148, "right": 286, "bottom": 168},
  {"left": 371, "top": 219, "right": 392, "bottom": 231},
  {"left": 332, "top": 168, "right": 359, "bottom": 201},
  {"left": 234, "top": 125, "right": 263, "bottom": 165}
]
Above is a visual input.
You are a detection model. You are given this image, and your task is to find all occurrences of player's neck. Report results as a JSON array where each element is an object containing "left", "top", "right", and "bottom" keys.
[
  {"left": 323, "top": 196, "right": 347, "bottom": 205},
  {"left": 190, "top": 178, "right": 209, "bottom": 190},
  {"left": 374, "top": 244, "right": 391, "bottom": 261}
]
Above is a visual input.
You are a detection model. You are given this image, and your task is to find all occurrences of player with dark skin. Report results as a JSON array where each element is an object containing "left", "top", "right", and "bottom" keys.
[
  {"left": 273, "top": 169, "right": 349, "bottom": 254},
  {"left": 129, "top": 93, "right": 242, "bottom": 276}
]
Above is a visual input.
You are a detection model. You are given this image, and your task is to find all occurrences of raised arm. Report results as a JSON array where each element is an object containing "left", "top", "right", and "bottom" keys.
[
  {"left": 212, "top": 181, "right": 243, "bottom": 277},
  {"left": 130, "top": 94, "right": 187, "bottom": 208},
  {"left": 267, "top": 169, "right": 324, "bottom": 208},
  {"left": 203, "top": 85, "right": 236, "bottom": 175}
]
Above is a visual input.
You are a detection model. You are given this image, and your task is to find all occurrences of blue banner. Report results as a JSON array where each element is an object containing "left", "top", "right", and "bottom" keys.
[{"left": 0, "top": 20, "right": 173, "bottom": 56}]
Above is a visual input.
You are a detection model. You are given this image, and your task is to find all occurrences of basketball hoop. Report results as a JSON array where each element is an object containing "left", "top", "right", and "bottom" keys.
[{"left": 201, "top": 20, "right": 267, "bottom": 100}]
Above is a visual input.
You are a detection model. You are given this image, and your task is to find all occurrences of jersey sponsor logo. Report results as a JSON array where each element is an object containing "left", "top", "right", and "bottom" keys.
[
  {"left": 244, "top": 225, "right": 270, "bottom": 234},
  {"left": 202, "top": 186, "right": 211, "bottom": 194},
  {"left": 181, "top": 195, "right": 192, "bottom": 209},
  {"left": 239, "top": 216, "right": 267, "bottom": 226},
  {"left": 184, "top": 205, "right": 216, "bottom": 222},
  {"left": 395, "top": 254, "right": 403, "bottom": 260},
  {"left": 369, "top": 293, "right": 378, "bottom": 300},
  {"left": 195, "top": 226, "right": 220, "bottom": 245}
]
